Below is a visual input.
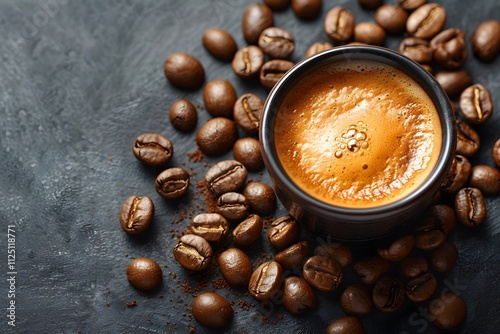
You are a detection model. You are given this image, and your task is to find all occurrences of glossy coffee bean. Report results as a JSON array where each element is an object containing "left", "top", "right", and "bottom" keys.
[
  {"left": 358, "top": 0, "right": 382, "bottom": 10},
  {"left": 127, "top": 257, "right": 162, "bottom": 291},
  {"left": 375, "top": 5, "right": 408, "bottom": 34},
  {"left": 275, "top": 241, "right": 310, "bottom": 269},
  {"left": 132, "top": 133, "right": 173, "bottom": 167},
  {"left": 324, "top": 7, "right": 355, "bottom": 43},
  {"left": 282, "top": 276, "right": 317, "bottom": 315},
  {"left": 203, "top": 79, "right": 237, "bottom": 118},
  {"left": 155, "top": 167, "right": 190, "bottom": 200},
  {"left": 305, "top": 41, "right": 334, "bottom": 58},
  {"left": 406, "top": 3, "right": 446, "bottom": 40},
  {"left": 441, "top": 154, "right": 472, "bottom": 193},
  {"left": 399, "top": 37, "right": 433, "bottom": 64},
  {"left": 405, "top": 272, "right": 437, "bottom": 302},
  {"left": 398, "top": 256, "right": 429, "bottom": 279},
  {"left": 232, "top": 214, "right": 263, "bottom": 246},
  {"left": 202, "top": 28, "right": 237, "bottom": 62},
  {"left": 353, "top": 255, "right": 390, "bottom": 285},
  {"left": 173, "top": 234, "right": 213, "bottom": 271},
  {"left": 190, "top": 213, "right": 230, "bottom": 243},
  {"left": 264, "top": 0, "right": 290, "bottom": 11},
  {"left": 218, "top": 248, "right": 253, "bottom": 286},
  {"left": 163, "top": 52, "right": 204, "bottom": 89},
  {"left": 268, "top": 215, "right": 299, "bottom": 249},
  {"left": 455, "top": 187, "right": 487, "bottom": 227},
  {"left": 169, "top": 99, "right": 197, "bottom": 132},
  {"left": 196, "top": 118, "right": 238, "bottom": 156},
  {"left": 398, "top": 0, "right": 427, "bottom": 11},
  {"left": 260, "top": 59, "right": 295, "bottom": 90},
  {"left": 242, "top": 3, "right": 274, "bottom": 45},
  {"left": 468, "top": 164, "right": 500, "bottom": 194},
  {"left": 428, "top": 292, "right": 467, "bottom": 330},
  {"left": 459, "top": 84, "right": 494, "bottom": 125},
  {"left": 216, "top": 192, "right": 249, "bottom": 222},
  {"left": 232, "top": 45, "right": 265, "bottom": 79},
  {"left": 314, "top": 243, "right": 353, "bottom": 268},
  {"left": 205, "top": 160, "right": 247, "bottom": 196},
  {"left": 354, "top": 22, "right": 386, "bottom": 46},
  {"left": 303, "top": 255, "right": 343, "bottom": 292},
  {"left": 340, "top": 284, "right": 373, "bottom": 316},
  {"left": 377, "top": 235, "right": 414, "bottom": 262},
  {"left": 431, "top": 241, "right": 458, "bottom": 273},
  {"left": 414, "top": 204, "right": 456, "bottom": 250},
  {"left": 119, "top": 196, "right": 154, "bottom": 235},
  {"left": 248, "top": 261, "right": 283, "bottom": 301},
  {"left": 191, "top": 292, "right": 233, "bottom": 328},
  {"left": 233, "top": 93, "right": 262, "bottom": 135},
  {"left": 243, "top": 181, "right": 276, "bottom": 215},
  {"left": 472, "top": 20, "right": 500, "bottom": 62},
  {"left": 258, "top": 27, "right": 295, "bottom": 59},
  {"left": 430, "top": 28, "right": 467, "bottom": 70},
  {"left": 494, "top": 138, "right": 500, "bottom": 167},
  {"left": 326, "top": 316, "right": 365, "bottom": 334},
  {"left": 233, "top": 137, "right": 264, "bottom": 171},
  {"left": 456, "top": 120, "right": 480, "bottom": 158},
  {"left": 291, "top": 0, "right": 322, "bottom": 20},
  {"left": 372, "top": 277, "right": 405, "bottom": 312},
  {"left": 435, "top": 70, "right": 473, "bottom": 98}
]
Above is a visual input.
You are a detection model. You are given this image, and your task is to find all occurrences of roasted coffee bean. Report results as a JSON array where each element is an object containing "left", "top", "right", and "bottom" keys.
[
  {"left": 472, "top": 20, "right": 500, "bottom": 62},
  {"left": 169, "top": 99, "right": 197, "bottom": 132},
  {"left": 340, "top": 284, "right": 373, "bottom": 316},
  {"left": 414, "top": 204, "right": 456, "bottom": 250},
  {"left": 468, "top": 164, "right": 500, "bottom": 194},
  {"left": 119, "top": 196, "right": 154, "bottom": 235},
  {"left": 268, "top": 215, "right": 299, "bottom": 249},
  {"left": 372, "top": 277, "right": 405, "bottom": 312},
  {"left": 264, "top": 0, "right": 290, "bottom": 11},
  {"left": 456, "top": 120, "right": 480, "bottom": 158},
  {"left": 275, "top": 241, "right": 310, "bottom": 269},
  {"left": 493, "top": 138, "right": 500, "bottom": 167},
  {"left": 375, "top": 5, "right": 408, "bottom": 34},
  {"left": 291, "top": 0, "right": 322, "bottom": 20},
  {"left": 455, "top": 187, "right": 487, "bottom": 227},
  {"left": 399, "top": 37, "right": 433, "bottom": 63},
  {"left": 232, "top": 46, "right": 265, "bottom": 79},
  {"left": 243, "top": 181, "right": 276, "bottom": 215},
  {"left": 428, "top": 292, "right": 467, "bottom": 330},
  {"left": 163, "top": 52, "right": 204, "bottom": 89},
  {"left": 305, "top": 41, "right": 334, "bottom": 58},
  {"left": 196, "top": 118, "right": 238, "bottom": 156},
  {"left": 191, "top": 292, "right": 234, "bottom": 328},
  {"left": 430, "top": 241, "right": 458, "bottom": 273},
  {"left": 190, "top": 213, "right": 230, "bottom": 243},
  {"left": 398, "top": 256, "right": 429, "bottom": 279},
  {"left": 132, "top": 133, "right": 173, "bottom": 167},
  {"left": 326, "top": 317, "right": 365, "bottom": 334},
  {"left": 155, "top": 167, "right": 190, "bottom": 200},
  {"left": 377, "top": 235, "right": 414, "bottom": 262},
  {"left": 202, "top": 28, "right": 238, "bottom": 62},
  {"left": 435, "top": 70, "right": 473, "bottom": 98},
  {"left": 405, "top": 273, "right": 437, "bottom": 302},
  {"left": 282, "top": 276, "right": 317, "bottom": 315},
  {"left": 127, "top": 257, "right": 162, "bottom": 291},
  {"left": 324, "top": 7, "right": 355, "bottom": 43},
  {"left": 233, "top": 93, "right": 262, "bottom": 135},
  {"left": 248, "top": 261, "right": 283, "bottom": 301},
  {"left": 353, "top": 255, "right": 390, "bottom": 285},
  {"left": 260, "top": 59, "right": 295, "bottom": 90},
  {"left": 354, "top": 22, "right": 386, "bottom": 46},
  {"left": 203, "top": 79, "right": 237, "bottom": 118},
  {"left": 173, "top": 234, "right": 213, "bottom": 271},
  {"left": 441, "top": 154, "right": 472, "bottom": 193},
  {"left": 205, "top": 160, "right": 247, "bottom": 196},
  {"left": 242, "top": 3, "right": 274, "bottom": 45},
  {"left": 258, "top": 27, "right": 295, "bottom": 59},
  {"left": 233, "top": 137, "right": 264, "bottom": 171},
  {"left": 406, "top": 3, "right": 446, "bottom": 40},
  {"left": 314, "top": 243, "right": 353, "bottom": 268},
  {"left": 430, "top": 28, "right": 467, "bottom": 70},
  {"left": 232, "top": 214, "right": 263, "bottom": 246},
  {"left": 216, "top": 192, "right": 249, "bottom": 222},
  {"left": 218, "top": 248, "right": 253, "bottom": 286},
  {"left": 303, "top": 255, "right": 343, "bottom": 292},
  {"left": 459, "top": 83, "right": 494, "bottom": 125},
  {"left": 358, "top": 0, "right": 383, "bottom": 10},
  {"left": 398, "top": 0, "right": 427, "bottom": 11}
]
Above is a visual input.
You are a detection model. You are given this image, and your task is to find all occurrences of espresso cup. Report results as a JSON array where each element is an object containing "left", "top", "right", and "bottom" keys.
[{"left": 260, "top": 46, "right": 456, "bottom": 241}]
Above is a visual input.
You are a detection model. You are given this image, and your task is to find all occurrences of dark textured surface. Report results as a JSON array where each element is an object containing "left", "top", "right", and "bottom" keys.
[{"left": 0, "top": 1, "right": 499, "bottom": 333}]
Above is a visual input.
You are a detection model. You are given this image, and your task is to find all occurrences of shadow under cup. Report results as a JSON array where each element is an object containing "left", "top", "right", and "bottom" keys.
[{"left": 260, "top": 46, "right": 456, "bottom": 241}]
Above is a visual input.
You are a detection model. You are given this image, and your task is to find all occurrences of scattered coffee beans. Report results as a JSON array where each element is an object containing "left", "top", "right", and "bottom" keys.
[
  {"left": 233, "top": 137, "right": 264, "bottom": 171},
  {"left": 430, "top": 28, "right": 467, "bottom": 70},
  {"left": 326, "top": 316, "right": 365, "bottom": 334},
  {"left": 340, "top": 284, "right": 373, "bottom": 316},
  {"left": 264, "top": 0, "right": 290, "bottom": 11},
  {"left": 377, "top": 235, "right": 414, "bottom": 262},
  {"left": 282, "top": 276, "right": 317, "bottom": 315},
  {"left": 232, "top": 214, "right": 263, "bottom": 246},
  {"left": 354, "top": 22, "right": 386, "bottom": 45},
  {"left": 232, "top": 45, "right": 265, "bottom": 79},
  {"left": 191, "top": 292, "right": 234, "bottom": 328},
  {"left": 260, "top": 59, "right": 295, "bottom": 90},
  {"left": 243, "top": 181, "right": 276, "bottom": 215},
  {"left": 303, "top": 255, "right": 343, "bottom": 292},
  {"left": 196, "top": 117, "right": 238, "bottom": 155},
  {"left": 169, "top": 99, "right": 197, "bottom": 132},
  {"left": 494, "top": 138, "right": 500, "bottom": 167},
  {"left": 190, "top": 213, "right": 230, "bottom": 243},
  {"left": 375, "top": 5, "right": 408, "bottom": 34},
  {"left": 205, "top": 160, "right": 248, "bottom": 196},
  {"left": 358, "top": 0, "right": 382, "bottom": 10},
  {"left": 455, "top": 187, "right": 487, "bottom": 227},
  {"left": 399, "top": 37, "right": 433, "bottom": 63},
  {"left": 218, "top": 248, "right": 253, "bottom": 286},
  {"left": 324, "top": 7, "right": 355, "bottom": 43},
  {"left": 202, "top": 28, "right": 238, "bottom": 62},
  {"left": 456, "top": 120, "right": 480, "bottom": 158},
  {"left": 304, "top": 41, "right": 334, "bottom": 58},
  {"left": 428, "top": 292, "right": 467, "bottom": 330},
  {"left": 127, "top": 257, "right": 162, "bottom": 291},
  {"left": 468, "top": 164, "right": 500, "bottom": 194},
  {"left": 406, "top": 3, "right": 447, "bottom": 40},
  {"left": 414, "top": 204, "right": 456, "bottom": 250},
  {"left": 459, "top": 83, "right": 494, "bottom": 125},
  {"left": 132, "top": 133, "right": 173, "bottom": 167},
  {"left": 163, "top": 52, "right": 205, "bottom": 89},
  {"left": 314, "top": 243, "right": 353, "bottom": 268},
  {"left": 248, "top": 261, "right": 283, "bottom": 301},
  {"left": 216, "top": 192, "right": 249, "bottom": 222},
  {"left": 268, "top": 215, "right": 299, "bottom": 249},
  {"left": 353, "top": 255, "right": 390, "bottom": 285},
  {"left": 275, "top": 240, "right": 310, "bottom": 269},
  {"left": 435, "top": 69, "right": 473, "bottom": 98},
  {"left": 398, "top": 0, "right": 427, "bottom": 11},
  {"left": 441, "top": 154, "right": 472, "bottom": 193},
  {"left": 203, "top": 79, "right": 237, "bottom": 118},
  {"left": 233, "top": 93, "right": 262, "bottom": 135},
  {"left": 119, "top": 196, "right": 154, "bottom": 235},
  {"left": 291, "top": 0, "right": 322, "bottom": 20},
  {"left": 398, "top": 256, "right": 429, "bottom": 279},
  {"left": 173, "top": 234, "right": 213, "bottom": 271},
  {"left": 372, "top": 277, "right": 405, "bottom": 312},
  {"left": 430, "top": 241, "right": 458, "bottom": 273},
  {"left": 405, "top": 272, "right": 437, "bottom": 302},
  {"left": 472, "top": 20, "right": 500, "bottom": 62},
  {"left": 155, "top": 167, "right": 190, "bottom": 200},
  {"left": 242, "top": 3, "right": 274, "bottom": 45},
  {"left": 258, "top": 27, "right": 295, "bottom": 59}
]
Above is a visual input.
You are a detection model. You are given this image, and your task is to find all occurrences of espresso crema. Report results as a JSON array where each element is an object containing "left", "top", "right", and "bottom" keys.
[{"left": 275, "top": 60, "right": 442, "bottom": 208}]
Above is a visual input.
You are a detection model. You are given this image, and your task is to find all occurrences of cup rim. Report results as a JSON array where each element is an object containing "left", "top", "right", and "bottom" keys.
[{"left": 260, "top": 45, "right": 456, "bottom": 219}]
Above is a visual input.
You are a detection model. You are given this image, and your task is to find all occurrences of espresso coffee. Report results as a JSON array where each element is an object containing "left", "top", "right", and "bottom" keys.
[{"left": 274, "top": 59, "right": 442, "bottom": 208}]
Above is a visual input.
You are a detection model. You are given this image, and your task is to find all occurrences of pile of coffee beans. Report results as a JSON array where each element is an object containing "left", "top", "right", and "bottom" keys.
[{"left": 119, "top": 0, "right": 499, "bottom": 332}]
